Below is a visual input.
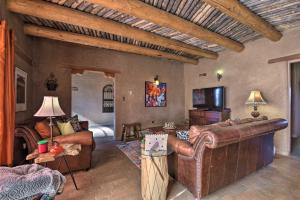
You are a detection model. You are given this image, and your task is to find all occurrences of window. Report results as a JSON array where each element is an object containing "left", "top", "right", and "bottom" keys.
[{"left": 103, "top": 84, "right": 114, "bottom": 113}]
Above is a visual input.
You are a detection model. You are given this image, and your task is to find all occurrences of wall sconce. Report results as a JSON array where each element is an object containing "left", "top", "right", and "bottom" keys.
[
  {"left": 216, "top": 70, "right": 223, "bottom": 81},
  {"left": 154, "top": 75, "right": 160, "bottom": 86}
]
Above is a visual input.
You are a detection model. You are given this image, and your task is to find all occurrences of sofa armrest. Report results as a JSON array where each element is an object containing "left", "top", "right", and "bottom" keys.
[
  {"left": 54, "top": 131, "right": 93, "bottom": 146},
  {"left": 168, "top": 135, "right": 194, "bottom": 157},
  {"left": 79, "top": 121, "right": 89, "bottom": 131},
  {"left": 14, "top": 126, "right": 42, "bottom": 153}
]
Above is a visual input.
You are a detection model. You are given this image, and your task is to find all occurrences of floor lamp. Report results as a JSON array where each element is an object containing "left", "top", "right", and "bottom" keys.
[{"left": 34, "top": 96, "right": 65, "bottom": 145}]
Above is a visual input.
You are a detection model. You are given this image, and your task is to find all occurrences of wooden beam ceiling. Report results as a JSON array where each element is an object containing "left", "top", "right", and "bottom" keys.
[
  {"left": 8, "top": 0, "right": 217, "bottom": 60},
  {"left": 24, "top": 25, "right": 199, "bottom": 64},
  {"left": 203, "top": 0, "right": 282, "bottom": 41},
  {"left": 88, "top": 0, "right": 244, "bottom": 52}
]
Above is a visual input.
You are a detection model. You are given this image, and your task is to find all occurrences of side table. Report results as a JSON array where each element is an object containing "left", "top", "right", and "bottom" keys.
[
  {"left": 26, "top": 143, "right": 80, "bottom": 190},
  {"left": 141, "top": 152, "right": 169, "bottom": 200}
]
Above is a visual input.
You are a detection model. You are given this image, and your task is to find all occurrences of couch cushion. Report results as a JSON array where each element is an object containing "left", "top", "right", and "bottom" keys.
[
  {"left": 35, "top": 120, "right": 60, "bottom": 139},
  {"left": 54, "top": 131, "right": 93, "bottom": 146},
  {"left": 57, "top": 121, "right": 75, "bottom": 135},
  {"left": 229, "top": 116, "right": 268, "bottom": 125}
]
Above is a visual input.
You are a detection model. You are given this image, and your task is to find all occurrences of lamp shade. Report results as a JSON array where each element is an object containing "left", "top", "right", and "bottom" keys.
[
  {"left": 34, "top": 96, "right": 65, "bottom": 117},
  {"left": 245, "top": 90, "right": 267, "bottom": 105}
]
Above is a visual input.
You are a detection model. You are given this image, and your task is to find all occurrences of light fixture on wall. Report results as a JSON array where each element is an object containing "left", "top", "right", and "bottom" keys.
[
  {"left": 154, "top": 75, "right": 160, "bottom": 86},
  {"left": 216, "top": 70, "right": 223, "bottom": 81},
  {"left": 245, "top": 90, "right": 267, "bottom": 118}
]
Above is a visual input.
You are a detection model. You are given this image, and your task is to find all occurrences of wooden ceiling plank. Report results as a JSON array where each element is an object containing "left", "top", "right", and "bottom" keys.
[
  {"left": 63, "top": 65, "right": 121, "bottom": 77},
  {"left": 268, "top": 53, "right": 300, "bottom": 64},
  {"left": 202, "top": 0, "right": 282, "bottom": 41},
  {"left": 88, "top": 0, "right": 244, "bottom": 52},
  {"left": 24, "top": 25, "right": 199, "bottom": 64},
  {"left": 8, "top": 0, "right": 217, "bottom": 59}
]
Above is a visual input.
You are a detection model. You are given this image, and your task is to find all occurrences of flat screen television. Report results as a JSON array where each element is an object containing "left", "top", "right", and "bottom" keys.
[{"left": 192, "top": 86, "right": 225, "bottom": 110}]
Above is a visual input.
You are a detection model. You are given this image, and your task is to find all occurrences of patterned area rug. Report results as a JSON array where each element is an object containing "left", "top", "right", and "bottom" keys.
[{"left": 116, "top": 140, "right": 141, "bottom": 168}]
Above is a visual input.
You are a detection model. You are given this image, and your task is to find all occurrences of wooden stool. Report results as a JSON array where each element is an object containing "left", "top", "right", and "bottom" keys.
[{"left": 121, "top": 123, "right": 141, "bottom": 142}]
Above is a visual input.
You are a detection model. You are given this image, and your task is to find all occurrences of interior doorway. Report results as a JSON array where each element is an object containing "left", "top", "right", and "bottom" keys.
[
  {"left": 71, "top": 71, "right": 115, "bottom": 142},
  {"left": 290, "top": 61, "right": 300, "bottom": 156}
]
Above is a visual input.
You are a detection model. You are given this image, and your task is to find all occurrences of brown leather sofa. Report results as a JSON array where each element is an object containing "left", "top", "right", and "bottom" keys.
[
  {"left": 14, "top": 121, "right": 95, "bottom": 174},
  {"left": 168, "top": 118, "right": 288, "bottom": 199}
]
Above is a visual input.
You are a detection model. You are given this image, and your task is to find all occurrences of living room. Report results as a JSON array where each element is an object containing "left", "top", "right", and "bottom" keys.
[{"left": 0, "top": 0, "right": 300, "bottom": 199}]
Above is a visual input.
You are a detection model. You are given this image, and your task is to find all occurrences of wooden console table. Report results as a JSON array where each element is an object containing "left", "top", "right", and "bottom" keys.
[{"left": 189, "top": 109, "right": 231, "bottom": 126}]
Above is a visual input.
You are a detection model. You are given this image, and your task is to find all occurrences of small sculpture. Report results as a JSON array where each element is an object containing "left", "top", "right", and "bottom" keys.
[{"left": 45, "top": 73, "right": 58, "bottom": 91}]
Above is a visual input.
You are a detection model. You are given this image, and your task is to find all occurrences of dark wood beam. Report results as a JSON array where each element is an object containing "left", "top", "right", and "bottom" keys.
[
  {"left": 203, "top": 0, "right": 282, "bottom": 41},
  {"left": 8, "top": 0, "right": 217, "bottom": 59},
  {"left": 24, "top": 25, "right": 199, "bottom": 64},
  {"left": 63, "top": 64, "right": 120, "bottom": 77},
  {"left": 268, "top": 53, "right": 300, "bottom": 64},
  {"left": 89, "top": 0, "right": 244, "bottom": 52}
]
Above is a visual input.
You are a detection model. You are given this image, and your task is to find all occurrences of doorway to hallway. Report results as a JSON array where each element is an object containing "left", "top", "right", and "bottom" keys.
[
  {"left": 290, "top": 61, "right": 300, "bottom": 156},
  {"left": 72, "top": 71, "right": 115, "bottom": 143}
]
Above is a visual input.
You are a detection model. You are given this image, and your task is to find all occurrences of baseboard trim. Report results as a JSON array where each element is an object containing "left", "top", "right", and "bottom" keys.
[{"left": 276, "top": 151, "right": 290, "bottom": 156}]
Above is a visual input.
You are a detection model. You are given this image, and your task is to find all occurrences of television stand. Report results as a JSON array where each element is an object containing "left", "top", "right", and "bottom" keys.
[{"left": 189, "top": 108, "right": 231, "bottom": 126}]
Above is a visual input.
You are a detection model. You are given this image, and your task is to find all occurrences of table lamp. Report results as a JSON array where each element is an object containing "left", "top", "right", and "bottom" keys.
[
  {"left": 245, "top": 90, "right": 267, "bottom": 118},
  {"left": 34, "top": 96, "right": 65, "bottom": 144}
]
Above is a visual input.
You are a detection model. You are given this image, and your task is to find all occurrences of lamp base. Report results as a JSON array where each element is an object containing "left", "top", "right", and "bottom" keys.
[
  {"left": 251, "top": 110, "right": 260, "bottom": 118},
  {"left": 251, "top": 105, "right": 260, "bottom": 118},
  {"left": 49, "top": 116, "right": 54, "bottom": 146}
]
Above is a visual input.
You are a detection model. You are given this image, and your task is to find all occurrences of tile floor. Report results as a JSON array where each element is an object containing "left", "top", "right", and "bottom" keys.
[{"left": 56, "top": 142, "right": 300, "bottom": 200}]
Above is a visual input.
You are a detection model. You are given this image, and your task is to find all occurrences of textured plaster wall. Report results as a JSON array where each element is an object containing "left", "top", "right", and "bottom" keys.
[
  {"left": 0, "top": 0, "right": 34, "bottom": 124},
  {"left": 184, "top": 27, "right": 300, "bottom": 155},
  {"left": 32, "top": 38, "right": 185, "bottom": 139},
  {"left": 72, "top": 71, "right": 114, "bottom": 126}
]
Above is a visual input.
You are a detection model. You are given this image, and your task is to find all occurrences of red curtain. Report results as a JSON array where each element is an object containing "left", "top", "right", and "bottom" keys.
[{"left": 0, "top": 20, "right": 15, "bottom": 166}]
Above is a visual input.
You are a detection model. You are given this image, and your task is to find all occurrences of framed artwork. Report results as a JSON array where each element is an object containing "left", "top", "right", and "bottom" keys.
[
  {"left": 15, "top": 67, "right": 27, "bottom": 112},
  {"left": 145, "top": 81, "right": 167, "bottom": 107}
]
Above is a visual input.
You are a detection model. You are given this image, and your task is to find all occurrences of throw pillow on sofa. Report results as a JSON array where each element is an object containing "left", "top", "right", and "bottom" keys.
[
  {"left": 176, "top": 130, "right": 189, "bottom": 141},
  {"left": 35, "top": 120, "right": 61, "bottom": 139},
  {"left": 57, "top": 121, "right": 75, "bottom": 135},
  {"left": 58, "top": 115, "right": 82, "bottom": 132}
]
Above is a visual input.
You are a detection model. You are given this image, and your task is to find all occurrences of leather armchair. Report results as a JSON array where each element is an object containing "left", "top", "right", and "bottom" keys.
[{"left": 168, "top": 118, "right": 288, "bottom": 199}]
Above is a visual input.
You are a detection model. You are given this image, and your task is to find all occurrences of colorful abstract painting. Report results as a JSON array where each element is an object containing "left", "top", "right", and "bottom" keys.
[{"left": 145, "top": 81, "right": 167, "bottom": 107}]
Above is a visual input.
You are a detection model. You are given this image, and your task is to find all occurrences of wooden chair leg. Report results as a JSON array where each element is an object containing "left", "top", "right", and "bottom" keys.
[{"left": 122, "top": 124, "right": 126, "bottom": 142}]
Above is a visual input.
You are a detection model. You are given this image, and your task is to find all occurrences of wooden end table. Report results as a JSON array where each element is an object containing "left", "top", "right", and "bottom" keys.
[{"left": 26, "top": 143, "right": 80, "bottom": 190}]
